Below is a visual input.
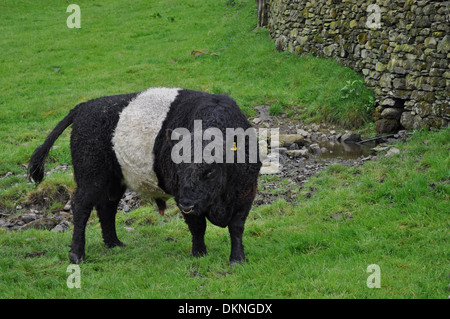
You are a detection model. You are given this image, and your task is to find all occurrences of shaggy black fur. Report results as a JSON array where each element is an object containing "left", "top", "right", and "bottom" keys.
[
  {"left": 154, "top": 90, "right": 261, "bottom": 263},
  {"left": 29, "top": 93, "right": 138, "bottom": 263},
  {"left": 29, "top": 89, "right": 261, "bottom": 265}
]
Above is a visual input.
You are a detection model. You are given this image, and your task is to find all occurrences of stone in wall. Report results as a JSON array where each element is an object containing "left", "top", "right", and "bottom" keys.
[{"left": 266, "top": 0, "right": 450, "bottom": 133}]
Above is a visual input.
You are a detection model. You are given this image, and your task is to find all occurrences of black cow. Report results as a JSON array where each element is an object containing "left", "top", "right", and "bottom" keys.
[{"left": 29, "top": 88, "right": 261, "bottom": 264}]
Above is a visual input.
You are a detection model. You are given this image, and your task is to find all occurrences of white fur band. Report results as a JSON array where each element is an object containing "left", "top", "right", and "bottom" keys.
[{"left": 112, "top": 87, "right": 180, "bottom": 197}]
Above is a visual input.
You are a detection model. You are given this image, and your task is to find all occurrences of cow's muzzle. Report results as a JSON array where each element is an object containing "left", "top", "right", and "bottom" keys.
[{"left": 178, "top": 203, "right": 195, "bottom": 214}]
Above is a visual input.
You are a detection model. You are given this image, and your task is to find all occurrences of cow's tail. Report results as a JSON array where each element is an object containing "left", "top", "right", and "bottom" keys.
[{"left": 28, "top": 107, "right": 77, "bottom": 184}]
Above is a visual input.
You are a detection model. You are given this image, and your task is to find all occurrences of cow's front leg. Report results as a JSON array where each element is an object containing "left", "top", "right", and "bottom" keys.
[
  {"left": 183, "top": 213, "right": 207, "bottom": 257},
  {"left": 228, "top": 215, "right": 248, "bottom": 264}
]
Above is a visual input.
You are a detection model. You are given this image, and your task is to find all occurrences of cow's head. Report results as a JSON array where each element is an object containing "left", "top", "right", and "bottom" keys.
[
  {"left": 176, "top": 162, "right": 227, "bottom": 215},
  {"left": 167, "top": 127, "right": 228, "bottom": 215}
]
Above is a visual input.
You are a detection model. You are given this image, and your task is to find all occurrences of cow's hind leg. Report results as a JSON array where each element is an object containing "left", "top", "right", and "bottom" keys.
[
  {"left": 96, "top": 180, "right": 126, "bottom": 248},
  {"left": 69, "top": 180, "right": 124, "bottom": 263},
  {"left": 69, "top": 186, "right": 97, "bottom": 264}
]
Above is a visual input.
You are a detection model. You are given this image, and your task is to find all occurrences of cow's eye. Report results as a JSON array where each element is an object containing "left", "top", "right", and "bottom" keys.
[{"left": 204, "top": 170, "right": 214, "bottom": 179}]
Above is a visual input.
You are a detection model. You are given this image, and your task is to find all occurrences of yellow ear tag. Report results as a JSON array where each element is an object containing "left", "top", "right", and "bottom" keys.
[{"left": 231, "top": 142, "right": 237, "bottom": 151}]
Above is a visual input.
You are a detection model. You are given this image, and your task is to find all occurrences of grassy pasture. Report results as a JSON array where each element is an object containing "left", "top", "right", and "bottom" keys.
[{"left": 0, "top": 0, "right": 448, "bottom": 299}]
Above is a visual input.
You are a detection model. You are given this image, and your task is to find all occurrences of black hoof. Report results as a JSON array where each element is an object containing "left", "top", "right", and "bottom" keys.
[
  {"left": 105, "top": 240, "right": 125, "bottom": 249},
  {"left": 68, "top": 251, "right": 84, "bottom": 264},
  {"left": 191, "top": 249, "right": 207, "bottom": 258},
  {"left": 230, "top": 257, "right": 248, "bottom": 266}
]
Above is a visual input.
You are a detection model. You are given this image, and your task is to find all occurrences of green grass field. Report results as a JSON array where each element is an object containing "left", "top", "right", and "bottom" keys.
[{"left": 0, "top": 0, "right": 448, "bottom": 299}]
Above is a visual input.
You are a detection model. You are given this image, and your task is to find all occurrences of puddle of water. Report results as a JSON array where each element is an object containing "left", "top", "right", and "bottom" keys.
[{"left": 316, "top": 141, "right": 376, "bottom": 160}]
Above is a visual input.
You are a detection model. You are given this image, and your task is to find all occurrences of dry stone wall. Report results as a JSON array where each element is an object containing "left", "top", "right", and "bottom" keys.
[{"left": 266, "top": 0, "right": 449, "bottom": 133}]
